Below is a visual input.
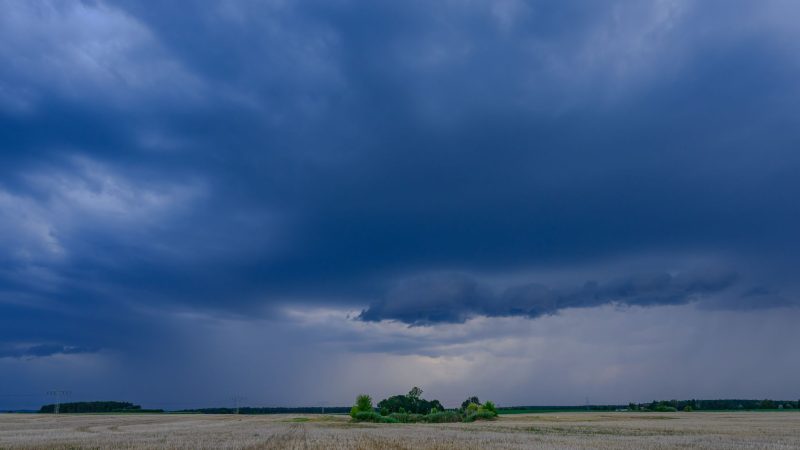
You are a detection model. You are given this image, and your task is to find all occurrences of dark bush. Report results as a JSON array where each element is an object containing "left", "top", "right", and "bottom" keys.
[
  {"left": 387, "top": 412, "right": 427, "bottom": 423},
  {"left": 352, "top": 411, "right": 398, "bottom": 423},
  {"left": 353, "top": 411, "right": 377, "bottom": 421},
  {"left": 361, "top": 411, "right": 463, "bottom": 423},
  {"left": 654, "top": 405, "right": 678, "bottom": 412},
  {"left": 388, "top": 412, "right": 408, "bottom": 422},
  {"left": 422, "top": 411, "right": 462, "bottom": 423},
  {"left": 464, "top": 410, "right": 498, "bottom": 422}
]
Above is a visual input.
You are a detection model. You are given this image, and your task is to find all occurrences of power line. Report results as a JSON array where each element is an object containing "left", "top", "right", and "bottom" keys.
[
  {"left": 46, "top": 390, "right": 71, "bottom": 414},
  {"left": 231, "top": 395, "right": 246, "bottom": 415}
]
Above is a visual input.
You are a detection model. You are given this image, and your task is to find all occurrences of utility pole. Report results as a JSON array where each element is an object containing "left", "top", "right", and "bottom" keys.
[
  {"left": 46, "top": 390, "right": 71, "bottom": 414},
  {"left": 232, "top": 395, "right": 246, "bottom": 415}
]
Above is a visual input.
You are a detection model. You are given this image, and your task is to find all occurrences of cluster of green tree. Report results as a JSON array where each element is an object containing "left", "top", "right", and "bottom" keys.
[
  {"left": 376, "top": 386, "right": 443, "bottom": 415},
  {"left": 628, "top": 399, "right": 800, "bottom": 412},
  {"left": 178, "top": 406, "right": 351, "bottom": 414},
  {"left": 350, "top": 387, "right": 498, "bottom": 423},
  {"left": 38, "top": 401, "right": 162, "bottom": 413}
]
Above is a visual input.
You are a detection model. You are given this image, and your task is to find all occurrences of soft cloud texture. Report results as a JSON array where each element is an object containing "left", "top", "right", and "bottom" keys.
[
  {"left": 1, "top": 0, "right": 799, "bottom": 409},
  {"left": 359, "top": 268, "right": 741, "bottom": 324}
]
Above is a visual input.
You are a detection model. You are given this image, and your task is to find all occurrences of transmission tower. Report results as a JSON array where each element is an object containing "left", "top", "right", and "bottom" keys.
[
  {"left": 46, "top": 390, "right": 71, "bottom": 414},
  {"left": 232, "top": 395, "right": 246, "bottom": 414}
]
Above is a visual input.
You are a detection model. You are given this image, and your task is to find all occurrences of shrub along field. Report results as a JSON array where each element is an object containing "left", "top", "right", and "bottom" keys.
[{"left": 348, "top": 387, "right": 498, "bottom": 424}]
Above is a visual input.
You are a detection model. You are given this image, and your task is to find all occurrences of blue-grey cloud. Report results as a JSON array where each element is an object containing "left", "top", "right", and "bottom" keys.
[
  {"left": 1, "top": 0, "right": 800, "bottom": 407},
  {"left": 359, "top": 269, "right": 742, "bottom": 324}
]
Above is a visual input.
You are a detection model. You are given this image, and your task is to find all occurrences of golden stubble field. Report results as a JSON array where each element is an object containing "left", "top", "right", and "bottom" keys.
[{"left": 0, "top": 411, "right": 798, "bottom": 449}]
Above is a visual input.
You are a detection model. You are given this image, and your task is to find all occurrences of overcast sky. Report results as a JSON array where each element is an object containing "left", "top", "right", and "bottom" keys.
[{"left": 2, "top": 0, "right": 799, "bottom": 410}]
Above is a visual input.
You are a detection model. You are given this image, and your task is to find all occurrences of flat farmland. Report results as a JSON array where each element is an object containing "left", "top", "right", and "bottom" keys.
[{"left": 0, "top": 412, "right": 798, "bottom": 449}]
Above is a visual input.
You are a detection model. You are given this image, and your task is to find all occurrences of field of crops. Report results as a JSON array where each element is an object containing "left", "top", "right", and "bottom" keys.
[{"left": 1, "top": 411, "right": 798, "bottom": 449}]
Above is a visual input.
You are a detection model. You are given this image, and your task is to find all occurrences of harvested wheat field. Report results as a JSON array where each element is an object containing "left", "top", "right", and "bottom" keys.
[{"left": 0, "top": 412, "right": 798, "bottom": 449}]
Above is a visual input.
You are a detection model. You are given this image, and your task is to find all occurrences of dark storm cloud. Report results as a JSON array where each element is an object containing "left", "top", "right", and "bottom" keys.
[
  {"left": 359, "top": 269, "right": 741, "bottom": 325},
  {"left": 1, "top": 0, "right": 800, "bottom": 370}
]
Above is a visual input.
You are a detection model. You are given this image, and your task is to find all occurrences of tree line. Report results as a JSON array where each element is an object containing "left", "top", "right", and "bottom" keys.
[
  {"left": 36, "top": 397, "right": 799, "bottom": 414},
  {"left": 39, "top": 401, "right": 163, "bottom": 413},
  {"left": 629, "top": 399, "right": 799, "bottom": 412}
]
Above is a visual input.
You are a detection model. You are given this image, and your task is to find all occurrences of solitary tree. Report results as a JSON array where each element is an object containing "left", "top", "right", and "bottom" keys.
[
  {"left": 357, "top": 394, "right": 373, "bottom": 411},
  {"left": 350, "top": 394, "right": 373, "bottom": 418}
]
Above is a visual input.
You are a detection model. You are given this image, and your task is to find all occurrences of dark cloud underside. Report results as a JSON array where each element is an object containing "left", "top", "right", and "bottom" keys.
[{"left": 359, "top": 269, "right": 745, "bottom": 324}]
